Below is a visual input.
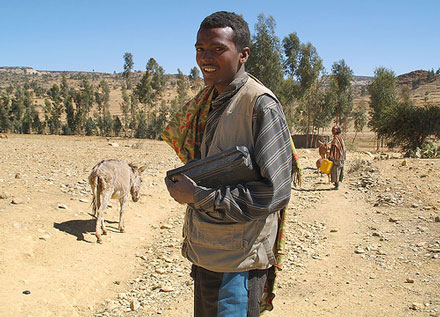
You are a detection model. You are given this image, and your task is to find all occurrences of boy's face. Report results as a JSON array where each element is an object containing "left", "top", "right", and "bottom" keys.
[{"left": 195, "top": 27, "right": 249, "bottom": 94}]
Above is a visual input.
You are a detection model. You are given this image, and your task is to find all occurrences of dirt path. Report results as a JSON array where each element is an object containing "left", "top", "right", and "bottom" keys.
[
  {"left": 0, "top": 135, "right": 438, "bottom": 317},
  {"left": 272, "top": 157, "right": 440, "bottom": 317}
]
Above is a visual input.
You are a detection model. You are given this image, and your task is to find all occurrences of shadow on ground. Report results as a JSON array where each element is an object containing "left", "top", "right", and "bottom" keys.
[{"left": 53, "top": 216, "right": 119, "bottom": 242}]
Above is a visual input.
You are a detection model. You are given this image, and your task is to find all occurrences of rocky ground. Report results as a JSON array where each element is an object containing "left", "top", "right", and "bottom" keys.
[{"left": 0, "top": 134, "right": 439, "bottom": 316}]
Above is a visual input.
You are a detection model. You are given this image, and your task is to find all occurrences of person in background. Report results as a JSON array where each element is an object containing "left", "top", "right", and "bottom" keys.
[
  {"left": 328, "top": 125, "right": 346, "bottom": 189},
  {"left": 162, "top": 11, "right": 292, "bottom": 316}
]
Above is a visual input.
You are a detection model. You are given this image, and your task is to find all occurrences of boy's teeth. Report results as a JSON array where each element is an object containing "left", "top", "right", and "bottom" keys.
[{"left": 204, "top": 67, "right": 215, "bottom": 72}]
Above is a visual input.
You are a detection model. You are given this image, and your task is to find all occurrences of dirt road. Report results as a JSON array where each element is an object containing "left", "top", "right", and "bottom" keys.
[{"left": 0, "top": 135, "right": 438, "bottom": 316}]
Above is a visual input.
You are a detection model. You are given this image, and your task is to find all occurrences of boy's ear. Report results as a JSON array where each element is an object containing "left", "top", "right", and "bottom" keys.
[{"left": 240, "top": 47, "right": 250, "bottom": 64}]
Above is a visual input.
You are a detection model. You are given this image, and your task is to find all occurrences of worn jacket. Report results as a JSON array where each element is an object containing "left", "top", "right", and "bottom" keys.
[{"left": 182, "top": 76, "right": 291, "bottom": 272}]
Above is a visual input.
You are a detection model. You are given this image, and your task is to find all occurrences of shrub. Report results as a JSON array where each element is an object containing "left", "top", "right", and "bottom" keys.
[{"left": 379, "top": 103, "right": 440, "bottom": 152}]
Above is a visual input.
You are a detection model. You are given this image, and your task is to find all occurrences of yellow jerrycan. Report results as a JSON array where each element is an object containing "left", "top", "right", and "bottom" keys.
[{"left": 319, "top": 159, "right": 333, "bottom": 174}]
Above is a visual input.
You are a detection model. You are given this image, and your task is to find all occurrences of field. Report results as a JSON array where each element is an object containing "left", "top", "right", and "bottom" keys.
[{"left": 1, "top": 134, "right": 439, "bottom": 316}]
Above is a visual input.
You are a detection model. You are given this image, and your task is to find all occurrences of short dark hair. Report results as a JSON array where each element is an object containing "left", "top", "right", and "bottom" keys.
[
  {"left": 199, "top": 11, "right": 250, "bottom": 51},
  {"left": 332, "top": 125, "right": 342, "bottom": 134}
]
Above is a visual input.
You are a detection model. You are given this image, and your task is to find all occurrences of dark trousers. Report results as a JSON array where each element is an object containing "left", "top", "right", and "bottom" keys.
[{"left": 191, "top": 265, "right": 268, "bottom": 317}]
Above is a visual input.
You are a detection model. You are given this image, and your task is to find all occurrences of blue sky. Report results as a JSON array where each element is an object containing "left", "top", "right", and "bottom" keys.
[{"left": 1, "top": 0, "right": 439, "bottom": 76}]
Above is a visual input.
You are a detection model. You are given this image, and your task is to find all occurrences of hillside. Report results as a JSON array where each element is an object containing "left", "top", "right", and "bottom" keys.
[
  {"left": 1, "top": 66, "right": 439, "bottom": 147},
  {"left": 0, "top": 66, "right": 200, "bottom": 118},
  {"left": 1, "top": 67, "right": 440, "bottom": 114}
]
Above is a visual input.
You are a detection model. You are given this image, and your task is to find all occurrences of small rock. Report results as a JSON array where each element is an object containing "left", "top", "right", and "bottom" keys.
[
  {"left": 354, "top": 247, "right": 365, "bottom": 254},
  {"left": 58, "top": 204, "right": 68, "bottom": 209},
  {"left": 15, "top": 173, "right": 22, "bottom": 179},
  {"left": 0, "top": 192, "right": 11, "bottom": 199},
  {"left": 160, "top": 286, "right": 175, "bottom": 292},
  {"left": 130, "top": 299, "right": 140, "bottom": 311},
  {"left": 109, "top": 142, "right": 119, "bottom": 147},
  {"left": 435, "top": 216, "right": 440, "bottom": 223},
  {"left": 79, "top": 198, "right": 89, "bottom": 203},
  {"left": 405, "top": 278, "right": 415, "bottom": 283},
  {"left": 160, "top": 224, "right": 172, "bottom": 229},
  {"left": 106, "top": 300, "right": 118, "bottom": 311},
  {"left": 410, "top": 302, "right": 422, "bottom": 310},
  {"left": 39, "top": 234, "right": 51, "bottom": 241},
  {"left": 411, "top": 203, "right": 419, "bottom": 208},
  {"left": 11, "top": 198, "right": 24, "bottom": 204},
  {"left": 330, "top": 229, "right": 338, "bottom": 233}
]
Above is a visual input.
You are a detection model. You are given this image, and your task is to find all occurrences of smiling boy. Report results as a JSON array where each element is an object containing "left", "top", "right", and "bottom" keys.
[{"left": 163, "top": 11, "right": 292, "bottom": 316}]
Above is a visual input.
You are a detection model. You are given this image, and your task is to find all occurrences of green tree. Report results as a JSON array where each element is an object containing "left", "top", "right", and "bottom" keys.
[
  {"left": 351, "top": 101, "right": 368, "bottom": 143},
  {"left": 246, "top": 13, "right": 284, "bottom": 93},
  {"left": 95, "top": 79, "right": 112, "bottom": 136},
  {"left": 189, "top": 66, "right": 202, "bottom": 89},
  {"left": 32, "top": 111, "right": 43, "bottom": 134},
  {"left": 119, "top": 83, "right": 131, "bottom": 136},
  {"left": 69, "top": 77, "right": 95, "bottom": 134},
  {"left": 135, "top": 110, "right": 148, "bottom": 139},
  {"left": 129, "top": 94, "right": 139, "bottom": 137},
  {"left": 85, "top": 117, "right": 97, "bottom": 136},
  {"left": 176, "top": 68, "right": 189, "bottom": 105},
  {"left": 123, "top": 52, "right": 134, "bottom": 89},
  {"left": 282, "top": 32, "right": 323, "bottom": 145},
  {"left": 135, "top": 69, "right": 153, "bottom": 108},
  {"left": 147, "top": 58, "right": 166, "bottom": 98},
  {"left": 293, "top": 78, "right": 332, "bottom": 141},
  {"left": 367, "top": 67, "right": 398, "bottom": 150},
  {"left": 112, "top": 115, "right": 122, "bottom": 136},
  {"left": 0, "top": 93, "right": 11, "bottom": 132},
  {"left": 380, "top": 102, "right": 440, "bottom": 152},
  {"left": 329, "top": 59, "right": 354, "bottom": 127},
  {"left": 44, "top": 84, "right": 64, "bottom": 134}
]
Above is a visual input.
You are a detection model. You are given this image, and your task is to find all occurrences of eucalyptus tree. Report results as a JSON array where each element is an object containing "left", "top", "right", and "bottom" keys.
[
  {"left": 246, "top": 13, "right": 284, "bottom": 94},
  {"left": 351, "top": 101, "right": 368, "bottom": 143},
  {"left": 95, "top": 79, "right": 112, "bottom": 136},
  {"left": 44, "top": 84, "right": 64, "bottom": 134},
  {"left": 367, "top": 67, "right": 398, "bottom": 149},
  {"left": 119, "top": 83, "right": 130, "bottom": 135},
  {"left": 176, "top": 68, "right": 189, "bottom": 105},
  {"left": 329, "top": 59, "right": 354, "bottom": 128},
  {"left": 123, "top": 52, "right": 134, "bottom": 89},
  {"left": 69, "top": 77, "right": 95, "bottom": 134},
  {"left": 189, "top": 66, "right": 202, "bottom": 89},
  {"left": 282, "top": 32, "right": 324, "bottom": 145},
  {"left": 0, "top": 93, "right": 11, "bottom": 132}
]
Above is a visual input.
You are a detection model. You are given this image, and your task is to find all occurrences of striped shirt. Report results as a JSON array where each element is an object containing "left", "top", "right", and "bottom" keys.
[{"left": 193, "top": 74, "right": 292, "bottom": 222}]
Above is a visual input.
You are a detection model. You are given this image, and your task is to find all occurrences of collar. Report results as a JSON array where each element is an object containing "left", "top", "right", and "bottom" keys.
[{"left": 212, "top": 73, "right": 249, "bottom": 107}]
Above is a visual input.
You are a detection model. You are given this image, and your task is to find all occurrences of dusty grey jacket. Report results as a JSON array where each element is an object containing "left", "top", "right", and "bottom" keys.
[{"left": 182, "top": 76, "right": 284, "bottom": 272}]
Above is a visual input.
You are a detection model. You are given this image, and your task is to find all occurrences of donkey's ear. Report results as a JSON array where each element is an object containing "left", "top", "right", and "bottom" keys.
[{"left": 138, "top": 165, "right": 147, "bottom": 173}]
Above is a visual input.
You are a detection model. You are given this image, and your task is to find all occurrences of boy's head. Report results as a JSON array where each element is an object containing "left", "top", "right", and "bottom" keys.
[
  {"left": 196, "top": 11, "right": 250, "bottom": 93},
  {"left": 199, "top": 11, "right": 250, "bottom": 52}
]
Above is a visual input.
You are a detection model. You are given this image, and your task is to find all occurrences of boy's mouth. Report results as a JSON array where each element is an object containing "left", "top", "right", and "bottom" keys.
[{"left": 202, "top": 67, "right": 216, "bottom": 73}]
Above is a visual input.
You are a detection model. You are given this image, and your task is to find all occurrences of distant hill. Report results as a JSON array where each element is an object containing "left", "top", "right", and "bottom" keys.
[
  {"left": 1, "top": 66, "right": 439, "bottom": 109},
  {"left": 396, "top": 69, "right": 439, "bottom": 86},
  {"left": 0, "top": 66, "right": 40, "bottom": 75},
  {"left": 352, "top": 75, "right": 373, "bottom": 86}
]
